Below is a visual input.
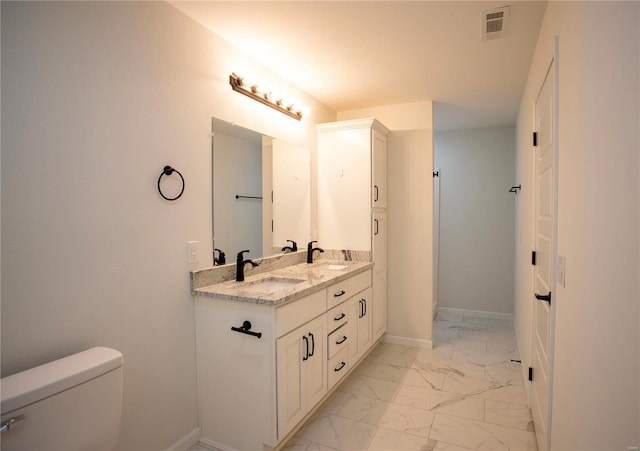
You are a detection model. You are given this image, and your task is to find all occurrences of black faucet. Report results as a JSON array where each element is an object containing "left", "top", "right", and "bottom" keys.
[
  {"left": 307, "top": 241, "right": 325, "bottom": 264},
  {"left": 281, "top": 240, "right": 298, "bottom": 253},
  {"left": 214, "top": 248, "right": 226, "bottom": 266},
  {"left": 236, "top": 250, "right": 259, "bottom": 282}
]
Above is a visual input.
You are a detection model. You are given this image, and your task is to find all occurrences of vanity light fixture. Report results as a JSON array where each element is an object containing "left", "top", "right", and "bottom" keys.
[{"left": 229, "top": 72, "right": 303, "bottom": 121}]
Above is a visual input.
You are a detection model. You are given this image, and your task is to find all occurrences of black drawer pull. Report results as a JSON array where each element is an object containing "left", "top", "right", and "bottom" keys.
[
  {"left": 302, "top": 336, "right": 309, "bottom": 361},
  {"left": 374, "top": 185, "right": 379, "bottom": 202},
  {"left": 334, "top": 290, "right": 346, "bottom": 298},
  {"left": 231, "top": 320, "right": 262, "bottom": 339},
  {"left": 336, "top": 336, "right": 348, "bottom": 345},
  {"left": 334, "top": 361, "right": 346, "bottom": 372},
  {"left": 334, "top": 313, "right": 346, "bottom": 321}
]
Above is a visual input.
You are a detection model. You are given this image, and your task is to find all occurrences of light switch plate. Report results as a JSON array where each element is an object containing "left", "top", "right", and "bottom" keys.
[
  {"left": 557, "top": 254, "right": 565, "bottom": 288},
  {"left": 187, "top": 241, "right": 199, "bottom": 264}
]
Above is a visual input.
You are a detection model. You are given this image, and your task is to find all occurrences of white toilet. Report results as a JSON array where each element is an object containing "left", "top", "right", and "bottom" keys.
[{"left": 1, "top": 347, "right": 123, "bottom": 451}]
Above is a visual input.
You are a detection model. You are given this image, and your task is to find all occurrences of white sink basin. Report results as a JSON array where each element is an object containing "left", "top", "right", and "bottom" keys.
[
  {"left": 317, "top": 263, "right": 349, "bottom": 271},
  {"left": 242, "top": 277, "right": 305, "bottom": 294}
]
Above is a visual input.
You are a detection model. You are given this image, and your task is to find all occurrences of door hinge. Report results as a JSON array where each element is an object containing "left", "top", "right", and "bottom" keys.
[
  {"left": 531, "top": 251, "right": 537, "bottom": 265},
  {"left": 433, "top": 171, "right": 439, "bottom": 178},
  {"left": 528, "top": 367, "right": 533, "bottom": 381},
  {"left": 533, "top": 132, "right": 538, "bottom": 147}
]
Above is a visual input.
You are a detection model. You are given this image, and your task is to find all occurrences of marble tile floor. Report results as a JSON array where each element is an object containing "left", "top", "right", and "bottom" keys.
[{"left": 281, "top": 313, "right": 537, "bottom": 451}]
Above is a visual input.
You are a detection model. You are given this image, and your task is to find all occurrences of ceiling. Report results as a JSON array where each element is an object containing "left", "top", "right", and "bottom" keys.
[{"left": 170, "top": 1, "right": 547, "bottom": 130}]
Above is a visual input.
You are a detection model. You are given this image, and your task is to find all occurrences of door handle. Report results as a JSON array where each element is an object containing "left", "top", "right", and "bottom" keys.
[
  {"left": 302, "top": 335, "right": 309, "bottom": 361},
  {"left": 358, "top": 299, "right": 364, "bottom": 318},
  {"left": 535, "top": 292, "right": 552, "bottom": 304},
  {"left": 374, "top": 219, "right": 379, "bottom": 235},
  {"left": 374, "top": 185, "right": 379, "bottom": 202}
]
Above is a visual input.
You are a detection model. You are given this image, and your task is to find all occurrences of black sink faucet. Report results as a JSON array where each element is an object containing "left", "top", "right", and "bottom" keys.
[
  {"left": 281, "top": 240, "right": 298, "bottom": 253},
  {"left": 236, "top": 250, "right": 259, "bottom": 282},
  {"left": 214, "top": 248, "right": 226, "bottom": 266},
  {"left": 307, "top": 241, "right": 325, "bottom": 264}
]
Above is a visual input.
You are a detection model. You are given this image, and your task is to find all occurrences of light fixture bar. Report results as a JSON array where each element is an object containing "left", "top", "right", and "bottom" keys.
[{"left": 229, "top": 73, "right": 303, "bottom": 121}]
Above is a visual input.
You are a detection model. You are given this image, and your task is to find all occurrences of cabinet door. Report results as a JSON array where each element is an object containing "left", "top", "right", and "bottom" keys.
[
  {"left": 357, "top": 288, "right": 373, "bottom": 357},
  {"left": 372, "top": 129, "right": 387, "bottom": 208},
  {"left": 276, "top": 329, "right": 306, "bottom": 440},
  {"left": 372, "top": 212, "right": 387, "bottom": 278},
  {"left": 372, "top": 274, "right": 387, "bottom": 342},
  {"left": 305, "top": 316, "right": 328, "bottom": 409},
  {"left": 347, "top": 296, "right": 361, "bottom": 363}
]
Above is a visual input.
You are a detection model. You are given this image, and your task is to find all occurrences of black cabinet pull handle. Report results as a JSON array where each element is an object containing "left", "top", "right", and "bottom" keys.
[
  {"left": 358, "top": 300, "right": 363, "bottom": 319},
  {"left": 334, "top": 290, "right": 346, "bottom": 298},
  {"left": 302, "top": 336, "right": 309, "bottom": 361},
  {"left": 334, "top": 313, "right": 346, "bottom": 321},
  {"left": 231, "top": 320, "right": 262, "bottom": 339},
  {"left": 308, "top": 332, "right": 315, "bottom": 357},
  {"left": 334, "top": 361, "right": 346, "bottom": 372},
  {"left": 374, "top": 219, "right": 379, "bottom": 235},
  {"left": 363, "top": 299, "right": 367, "bottom": 316},
  {"left": 336, "top": 336, "right": 348, "bottom": 345},
  {"left": 535, "top": 292, "right": 552, "bottom": 304},
  {"left": 374, "top": 185, "right": 379, "bottom": 202}
]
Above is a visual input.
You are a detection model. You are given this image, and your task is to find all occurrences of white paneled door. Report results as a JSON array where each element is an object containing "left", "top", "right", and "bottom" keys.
[{"left": 531, "top": 55, "right": 557, "bottom": 451}]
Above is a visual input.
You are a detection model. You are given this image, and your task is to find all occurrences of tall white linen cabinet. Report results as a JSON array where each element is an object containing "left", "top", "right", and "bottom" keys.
[{"left": 317, "top": 118, "right": 389, "bottom": 343}]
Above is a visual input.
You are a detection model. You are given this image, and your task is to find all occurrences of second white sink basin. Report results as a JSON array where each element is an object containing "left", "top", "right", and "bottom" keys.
[
  {"left": 317, "top": 263, "right": 348, "bottom": 271},
  {"left": 242, "top": 277, "right": 305, "bottom": 294}
]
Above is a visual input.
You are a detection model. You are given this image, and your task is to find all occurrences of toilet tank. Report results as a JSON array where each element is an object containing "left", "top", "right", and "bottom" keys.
[{"left": 1, "top": 347, "right": 123, "bottom": 451}]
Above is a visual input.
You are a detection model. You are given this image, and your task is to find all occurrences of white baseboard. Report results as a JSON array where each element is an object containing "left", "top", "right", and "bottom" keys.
[
  {"left": 198, "top": 437, "right": 236, "bottom": 451},
  {"left": 382, "top": 334, "right": 433, "bottom": 349},
  {"left": 165, "top": 427, "right": 201, "bottom": 451},
  {"left": 437, "top": 307, "right": 513, "bottom": 321}
]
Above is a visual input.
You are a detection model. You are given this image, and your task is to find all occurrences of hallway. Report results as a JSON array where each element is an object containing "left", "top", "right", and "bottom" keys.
[{"left": 283, "top": 314, "right": 536, "bottom": 450}]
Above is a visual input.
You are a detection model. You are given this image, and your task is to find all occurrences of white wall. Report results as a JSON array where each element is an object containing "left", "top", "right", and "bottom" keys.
[
  {"left": 339, "top": 102, "right": 434, "bottom": 344},
  {"left": 514, "top": 2, "right": 639, "bottom": 448},
  {"left": 434, "top": 126, "right": 516, "bottom": 315},
  {"left": 1, "top": 2, "right": 335, "bottom": 450}
]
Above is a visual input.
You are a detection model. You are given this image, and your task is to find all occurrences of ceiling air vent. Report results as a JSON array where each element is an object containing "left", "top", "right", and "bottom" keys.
[{"left": 482, "top": 6, "right": 510, "bottom": 40}]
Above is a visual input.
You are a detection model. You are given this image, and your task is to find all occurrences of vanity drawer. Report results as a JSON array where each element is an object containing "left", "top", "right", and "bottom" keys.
[
  {"left": 328, "top": 347, "right": 349, "bottom": 390},
  {"left": 276, "top": 290, "right": 326, "bottom": 338},
  {"left": 326, "top": 279, "right": 349, "bottom": 309},
  {"left": 327, "top": 303, "right": 349, "bottom": 333},
  {"left": 326, "top": 269, "right": 372, "bottom": 310},
  {"left": 327, "top": 324, "right": 349, "bottom": 359}
]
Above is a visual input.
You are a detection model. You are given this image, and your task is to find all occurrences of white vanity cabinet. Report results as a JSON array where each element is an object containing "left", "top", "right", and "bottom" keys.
[
  {"left": 317, "top": 118, "right": 389, "bottom": 345},
  {"left": 277, "top": 314, "right": 327, "bottom": 440},
  {"left": 347, "top": 287, "right": 373, "bottom": 364},
  {"left": 195, "top": 267, "right": 373, "bottom": 451}
]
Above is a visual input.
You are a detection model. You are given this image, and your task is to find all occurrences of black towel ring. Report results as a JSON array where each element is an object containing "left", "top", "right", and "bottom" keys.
[{"left": 157, "top": 165, "right": 185, "bottom": 201}]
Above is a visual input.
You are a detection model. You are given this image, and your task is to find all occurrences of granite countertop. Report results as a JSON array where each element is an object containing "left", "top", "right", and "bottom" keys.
[{"left": 193, "top": 260, "right": 373, "bottom": 306}]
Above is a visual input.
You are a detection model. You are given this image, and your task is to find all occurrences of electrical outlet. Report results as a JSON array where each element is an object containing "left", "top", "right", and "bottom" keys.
[{"left": 187, "top": 241, "right": 199, "bottom": 264}]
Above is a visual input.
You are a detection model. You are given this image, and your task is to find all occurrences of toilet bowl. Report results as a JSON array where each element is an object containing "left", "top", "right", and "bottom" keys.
[{"left": 1, "top": 347, "right": 123, "bottom": 451}]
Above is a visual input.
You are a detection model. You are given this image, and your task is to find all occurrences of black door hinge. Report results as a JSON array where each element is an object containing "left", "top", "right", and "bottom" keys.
[
  {"left": 528, "top": 367, "right": 533, "bottom": 381},
  {"left": 531, "top": 251, "right": 537, "bottom": 265},
  {"left": 433, "top": 171, "right": 439, "bottom": 178},
  {"left": 533, "top": 132, "right": 538, "bottom": 147}
]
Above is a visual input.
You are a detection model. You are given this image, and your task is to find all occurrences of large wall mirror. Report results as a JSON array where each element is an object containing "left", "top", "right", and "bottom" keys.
[{"left": 211, "top": 117, "right": 311, "bottom": 265}]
